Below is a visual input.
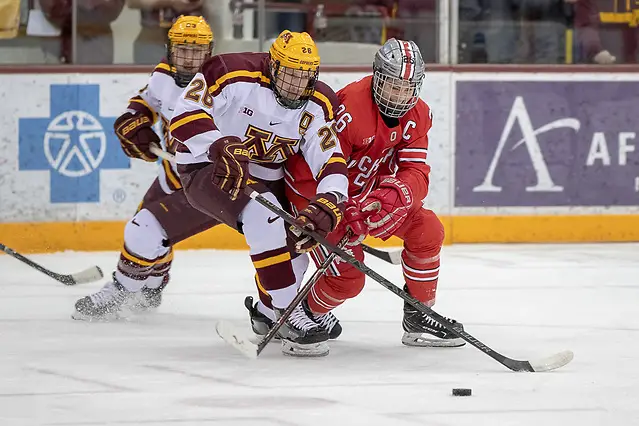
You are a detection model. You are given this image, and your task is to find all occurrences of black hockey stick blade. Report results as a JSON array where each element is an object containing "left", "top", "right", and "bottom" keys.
[
  {"left": 244, "top": 188, "right": 574, "bottom": 372},
  {"left": 362, "top": 244, "right": 402, "bottom": 265},
  {"left": 216, "top": 235, "right": 347, "bottom": 359},
  {"left": 0, "top": 243, "right": 104, "bottom": 285}
]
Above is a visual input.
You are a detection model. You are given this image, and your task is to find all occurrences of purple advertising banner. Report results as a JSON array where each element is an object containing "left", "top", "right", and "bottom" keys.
[{"left": 455, "top": 81, "right": 639, "bottom": 207}]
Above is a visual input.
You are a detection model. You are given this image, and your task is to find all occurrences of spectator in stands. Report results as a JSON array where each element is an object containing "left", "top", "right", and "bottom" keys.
[
  {"left": 511, "top": 0, "right": 573, "bottom": 63},
  {"left": 458, "top": 0, "right": 489, "bottom": 63},
  {"left": 127, "top": 0, "right": 209, "bottom": 64},
  {"left": 0, "top": 0, "right": 21, "bottom": 39},
  {"left": 572, "top": 0, "right": 617, "bottom": 64},
  {"left": 38, "top": 0, "right": 125, "bottom": 63},
  {"left": 354, "top": 0, "right": 437, "bottom": 62}
]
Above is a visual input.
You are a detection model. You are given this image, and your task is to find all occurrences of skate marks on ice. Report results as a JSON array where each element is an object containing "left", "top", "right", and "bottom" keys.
[{"left": 2, "top": 245, "right": 639, "bottom": 425}]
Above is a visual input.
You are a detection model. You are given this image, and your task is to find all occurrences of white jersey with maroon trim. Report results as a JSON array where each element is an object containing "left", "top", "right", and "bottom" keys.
[
  {"left": 126, "top": 60, "right": 183, "bottom": 194},
  {"left": 169, "top": 52, "right": 348, "bottom": 199}
]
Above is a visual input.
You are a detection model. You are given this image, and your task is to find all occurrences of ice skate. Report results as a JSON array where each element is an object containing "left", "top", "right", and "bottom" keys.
[
  {"left": 244, "top": 296, "right": 279, "bottom": 339},
  {"left": 72, "top": 276, "right": 138, "bottom": 321},
  {"left": 276, "top": 303, "right": 329, "bottom": 357},
  {"left": 132, "top": 276, "right": 169, "bottom": 312},
  {"left": 401, "top": 287, "right": 465, "bottom": 347},
  {"left": 304, "top": 300, "right": 342, "bottom": 340}
]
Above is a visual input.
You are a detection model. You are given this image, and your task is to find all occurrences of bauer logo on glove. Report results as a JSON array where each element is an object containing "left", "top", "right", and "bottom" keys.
[
  {"left": 291, "top": 193, "right": 343, "bottom": 253},
  {"left": 113, "top": 112, "right": 160, "bottom": 162}
]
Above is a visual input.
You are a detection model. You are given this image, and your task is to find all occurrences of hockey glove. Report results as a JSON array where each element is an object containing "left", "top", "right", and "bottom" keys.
[
  {"left": 113, "top": 112, "right": 160, "bottom": 162},
  {"left": 292, "top": 193, "right": 343, "bottom": 253},
  {"left": 207, "top": 135, "right": 250, "bottom": 201},
  {"left": 337, "top": 199, "right": 371, "bottom": 246},
  {"left": 361, "top": 176, "right": 413, "bottom": 240}
]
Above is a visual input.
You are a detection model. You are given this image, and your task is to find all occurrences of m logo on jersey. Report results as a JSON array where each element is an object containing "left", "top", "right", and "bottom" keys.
[
  {"left": 244, "top": 125, "right": 299, "bottom": 163},
  {"left": 18, "top": 84, "right": 130, "bottom": 203}
]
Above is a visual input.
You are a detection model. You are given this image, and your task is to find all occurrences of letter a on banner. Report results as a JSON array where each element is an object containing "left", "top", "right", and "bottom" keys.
[{"left": 473, "top": 96, "right": 580, "bottom": 193}]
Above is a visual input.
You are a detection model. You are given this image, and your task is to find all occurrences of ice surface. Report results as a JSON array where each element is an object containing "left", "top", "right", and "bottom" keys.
[{"left": 1, "top": 244, "right": 638, "bottom": 426}]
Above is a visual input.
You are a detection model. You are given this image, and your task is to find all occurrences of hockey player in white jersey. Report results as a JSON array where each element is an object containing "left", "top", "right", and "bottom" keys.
[
  {"left": 73, "top": 16, "right": 221, "bottom": 321},
  {"left": 170, "top": 30, "right": 349, "bottom": 357}
]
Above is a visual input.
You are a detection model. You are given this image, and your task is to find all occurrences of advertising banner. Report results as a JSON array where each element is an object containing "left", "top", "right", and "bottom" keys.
[{"left": 455, "top": 81, "right": 639, "bottom": 207}]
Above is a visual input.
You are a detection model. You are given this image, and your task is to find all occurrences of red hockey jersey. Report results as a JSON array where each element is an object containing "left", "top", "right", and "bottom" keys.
[{"left": 285, "top": 75, "right": 432, "bottom": 205}]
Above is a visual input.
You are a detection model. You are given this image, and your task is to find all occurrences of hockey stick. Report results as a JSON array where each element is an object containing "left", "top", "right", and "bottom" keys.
[
  {"left": 362, "top": 244, "right": 402, "bottom": 265},
  {"left": 216, "top": 234, "right": 349, "bottom": 359},
  {"left": 151, "top": 145, "right": 402, "bottom": 265},
  {"left": 0, "top": 243, "right": 104, "bottom": 285},
  {"left": 242, "top": 188, "right": 574, "bottom": 372}
]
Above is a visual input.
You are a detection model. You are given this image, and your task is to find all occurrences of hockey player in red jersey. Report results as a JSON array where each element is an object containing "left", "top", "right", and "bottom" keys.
[{"left": 247, "top": 38, "right": 465, "bottom": 348}]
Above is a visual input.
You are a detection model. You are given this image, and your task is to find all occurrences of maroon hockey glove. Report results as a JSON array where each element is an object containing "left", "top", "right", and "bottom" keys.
[
  {"left": 360, "top": 176, "right": 413, "bottom": 240},
  {"left": 113, "top": 112, "right": 159, "bottom": 162},
  {"left": 292, "top": 193, "right": 343, "bottom": 253},
  {"left": 207, "top": 135, "right": 250, "bottom": 201}
]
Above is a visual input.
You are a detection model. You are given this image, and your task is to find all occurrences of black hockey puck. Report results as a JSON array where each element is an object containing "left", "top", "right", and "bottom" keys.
[{"left": 452, "top": 388, "right": 472, "bottom": 396}]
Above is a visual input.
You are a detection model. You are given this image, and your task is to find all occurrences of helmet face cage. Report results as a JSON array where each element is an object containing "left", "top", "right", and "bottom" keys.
[
  {"left": 270, "top": 60, "right": 318, "bottom": 110},
  {"left": 372, "top": 39, "right": 425, "bottom": 118},
  {"left": 168, "top": 42, "right": 213, "bottom": 87}
]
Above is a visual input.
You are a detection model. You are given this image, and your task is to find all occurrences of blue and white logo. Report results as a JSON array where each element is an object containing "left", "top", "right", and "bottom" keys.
[{"left": 18, "top": 84, "right": 130, "bottom": 203}]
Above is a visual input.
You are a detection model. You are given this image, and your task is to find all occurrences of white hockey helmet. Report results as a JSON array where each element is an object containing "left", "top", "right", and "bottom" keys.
[{"left": 372, "top": 38, "right": 425, "bottom": 118}]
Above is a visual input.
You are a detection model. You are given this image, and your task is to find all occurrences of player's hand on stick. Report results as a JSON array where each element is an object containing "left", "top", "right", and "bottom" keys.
[
  {"left": 361, "top": 176, "right": 413, "bottom": 240},
  {"left": 207, "top": 136, "right": 250, "bottom": 201},
  {"left": 114, "top": 112, "right": 160, "bottom": 162},
  {"left": 338, "top": 199, "right": 371, "bottom": 246},
  {"left": 291, "top": 193, "right": 343, "bottom": 253}
]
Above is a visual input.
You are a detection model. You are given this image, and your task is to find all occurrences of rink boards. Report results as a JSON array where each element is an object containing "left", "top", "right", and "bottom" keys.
[{"left": 1, "top": 70, "right": 639, "bottom": 252}]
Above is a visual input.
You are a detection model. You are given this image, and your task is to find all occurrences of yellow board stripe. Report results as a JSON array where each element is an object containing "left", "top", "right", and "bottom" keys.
[
  {"left": 169, "top": 112, "right": 212, "bottom": 133},
  {"left": 208, "top": 70, "right": 270, "bottom": 95},
  {"left": 4, "top": 215, "right": 639, "bottom": 254},
  {"left": 252, "top": 252, "right": 291, "bottom": 269}
]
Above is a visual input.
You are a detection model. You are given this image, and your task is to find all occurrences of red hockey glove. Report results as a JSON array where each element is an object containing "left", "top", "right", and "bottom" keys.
[
  {"left": 292, "top": 193, "right": 343, "bottom": 253},
  {"left": 114, "top": 112, "right": 160, "bottom": 162},
  {"left": 337, "top": 199, "right": 372, "bottom": 246},
  {"left": 360, "top": 176, "right": 413, "bottom": 240},
  {"left": 207, "top": 136, "right": 250, "bottom": 201}
]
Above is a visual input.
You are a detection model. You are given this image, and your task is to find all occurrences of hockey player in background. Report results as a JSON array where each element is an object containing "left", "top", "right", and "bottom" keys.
[
  {"left": 73, "top": 16, "right": 221, "bottom": 321},
  {"left": 169, "top": 30, "right": 349, "bottom": 357},
  {"left": 247, "top": 38, "right": 466, "bottom": 348}
]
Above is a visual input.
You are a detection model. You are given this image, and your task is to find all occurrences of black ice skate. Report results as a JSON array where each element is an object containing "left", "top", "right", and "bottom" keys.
[
  {"left": 276, "top": 303, "right": 329, "bottom": 357},
  {"left": 402, "top": 287, "right": 465, "bottom": 347},
  {"left": 303, "top": 299, "right": 342, "bottom": 340},
  {"left": 244, "top": 296, "right": 279, "bottom": 339},
  {"left": 72, "top": 275, "right": 136, "bottom": 321}
]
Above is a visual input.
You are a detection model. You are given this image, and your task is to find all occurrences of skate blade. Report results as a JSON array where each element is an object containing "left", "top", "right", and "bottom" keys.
[
  {"left": 281, "top": 340, "right": 330, "bottom": 357},
  {"left": 216, "top": 321, "right": 258, "bottom": 359},
  {"left": 401, "top": 332, "right": 466, "bottom": 348},
  {"left": 71, "top": 310, "right": 125, "bottom": 322}
]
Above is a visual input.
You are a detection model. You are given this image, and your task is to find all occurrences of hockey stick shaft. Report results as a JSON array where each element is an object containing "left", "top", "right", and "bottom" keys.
[
  {"left": 245, "top": 188, "right": 572, "bottom": 372},
  {"left": 151, "top": 145, "right": 401, "bottom": 265},
  {"left": 0, "top": 243, "right": 103, "bottom": 285},
  {"left": 255, "top": 234, "right": 348, "bottom": 356}
]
